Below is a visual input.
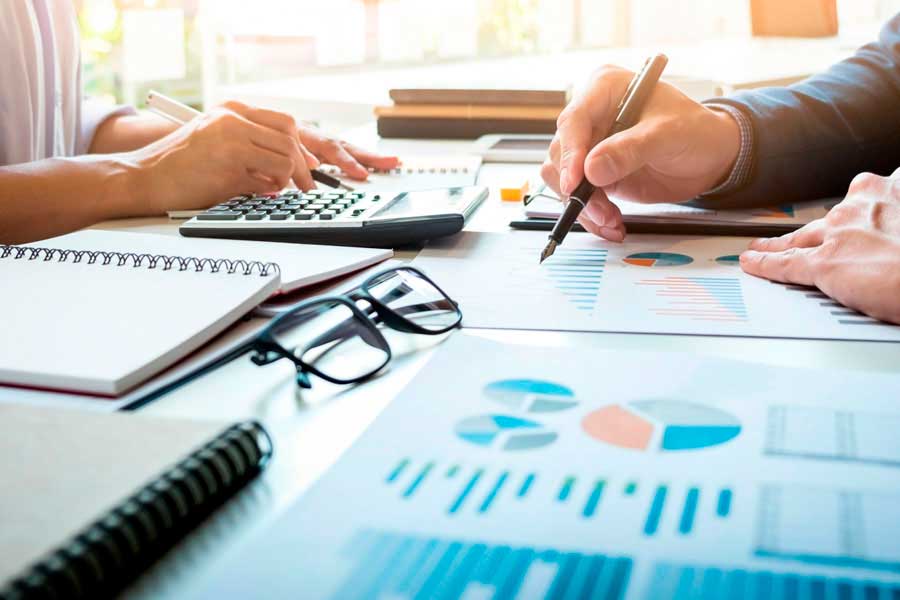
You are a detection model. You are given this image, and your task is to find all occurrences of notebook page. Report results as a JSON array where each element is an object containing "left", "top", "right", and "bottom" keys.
[{"left": 0, "top": 252, "right": 279, "bottom": 395}]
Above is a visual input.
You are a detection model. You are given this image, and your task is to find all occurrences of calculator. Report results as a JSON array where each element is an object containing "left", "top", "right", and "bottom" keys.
[{"left": 179, "top": 186, "right": 488, "bottom": 248}]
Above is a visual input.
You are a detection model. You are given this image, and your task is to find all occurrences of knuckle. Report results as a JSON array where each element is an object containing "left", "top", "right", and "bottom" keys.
[
  {"left": 826, "top": 202, "right": 856, "bottom": 226},
  {"left": 540, "top": 160, "right": 557, "bottom": 182},
  {"left": 847, "top": 172, "right": 881, "bottom": 195}
]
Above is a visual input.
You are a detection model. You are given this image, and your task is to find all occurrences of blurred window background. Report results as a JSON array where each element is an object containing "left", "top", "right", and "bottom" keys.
[{"left": 77, "top": 0, "right": 900, "bottom": 123}]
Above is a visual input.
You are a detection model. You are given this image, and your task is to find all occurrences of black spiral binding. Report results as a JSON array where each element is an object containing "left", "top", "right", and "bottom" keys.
[
  {"left": 0, "top": 245, "right": 280, "bottom": 277},
  {"left": 0, "top": 422, "right": 274, "bottom": 600}
]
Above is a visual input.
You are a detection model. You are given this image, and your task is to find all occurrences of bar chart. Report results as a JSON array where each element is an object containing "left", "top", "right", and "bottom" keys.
[
  {"left": 384, "top": 458, "right": 733, "bottom": 537},
  {"left": 765, "top": 405, "right": 900, "bottom": 467},
  {"left": 781, "top": 284, "right": 887, "bottom": 327},
  {"left": 332, "top": 530, "right": 633, "bottom": 600},
  {"left": 540, "top": 248, "right": 608, "bottom": 314},
  {"left": 754, "top": 484, "right": 900, "bottom": 573},
  {"left": 636, "top": 276, "right": 749, "bottom": 322},
  {"left": 643, "top": 561, "right": 900, "bottom": 599}
]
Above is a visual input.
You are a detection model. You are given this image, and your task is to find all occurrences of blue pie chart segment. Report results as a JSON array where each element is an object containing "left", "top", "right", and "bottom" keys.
[
  {"left": 484, "top": 379, "right": 578, "bottom": 413},
  {"left": 715, "top": 255, "right": 741, "bottom": 266},
  {"left": 632, "top": 400, "right": 741, "bottom": 451},
  {"left": 455, "top": 415, "right": 557, "bottom": 451}
]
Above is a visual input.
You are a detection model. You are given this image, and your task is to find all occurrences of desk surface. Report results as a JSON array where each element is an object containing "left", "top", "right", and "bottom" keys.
[{"left": 93, "top": 132, "right": 900, "bottom": 598}]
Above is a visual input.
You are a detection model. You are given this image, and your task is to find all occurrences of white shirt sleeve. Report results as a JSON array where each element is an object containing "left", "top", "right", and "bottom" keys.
[{"left": 76, "top": 100, "right": 137, "bottom": 156}]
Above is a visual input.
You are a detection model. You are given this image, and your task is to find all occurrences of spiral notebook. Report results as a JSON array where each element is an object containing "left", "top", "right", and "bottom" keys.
[
  {"left": 0, "top": 404, "right": 273, "bottom": 599},
  {"left": 0, "top": 231, "right": 283, "bottom": 396}
]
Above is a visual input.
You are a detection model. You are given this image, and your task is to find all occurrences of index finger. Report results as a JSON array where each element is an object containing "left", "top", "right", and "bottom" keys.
[
  {"left": 740, "top": 247, "right": 816, "bottom": 286},
  {"left": 554, "top": 105, "right": 593, "bottom": 196}
]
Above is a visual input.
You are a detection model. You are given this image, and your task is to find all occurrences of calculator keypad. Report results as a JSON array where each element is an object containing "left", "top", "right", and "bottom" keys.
[{"left": 196, "top": 191, "right": 373, "bottom": 222}]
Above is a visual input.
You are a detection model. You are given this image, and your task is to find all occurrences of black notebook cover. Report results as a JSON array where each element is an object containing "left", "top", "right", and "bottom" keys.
[{"left": 0, "top": 406, "right": 273, "bottom": 600}]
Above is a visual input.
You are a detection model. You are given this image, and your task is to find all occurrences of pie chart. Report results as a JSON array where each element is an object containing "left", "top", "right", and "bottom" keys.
[
  {"left": 582, "top": 400, "right": 740, "bottom": 452},
  {"left": 484, "top": 379, "right": 578, "bottom": 413},
  {"left": 715, "top": 255, "right": 740, "bottom": 266},
  {"left": 455, "top": 415, "right": 557, "bottom": 451},
  {"left": 624, "top": 252, "right": 694, "bottom": 267}
]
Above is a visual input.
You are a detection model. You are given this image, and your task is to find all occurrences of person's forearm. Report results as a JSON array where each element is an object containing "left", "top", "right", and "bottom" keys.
[
  {"left": 699, "top": 16, "right": 900, "bottom": 209},
  {"left": 0, "top": 156, "right": 143, "bottom": 244},
  {"left": 88, "top": 112, "right": 179, "bottom": 154}
]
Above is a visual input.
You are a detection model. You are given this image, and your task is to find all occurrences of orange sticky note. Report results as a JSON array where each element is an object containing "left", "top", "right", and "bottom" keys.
[{"left": 500, "top": 181, "right": 530, "bottom": 202}]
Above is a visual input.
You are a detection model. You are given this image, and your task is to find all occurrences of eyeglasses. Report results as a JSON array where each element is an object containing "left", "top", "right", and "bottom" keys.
[{"left": 247, "top": 266, "right": 462, "bottom": 388}]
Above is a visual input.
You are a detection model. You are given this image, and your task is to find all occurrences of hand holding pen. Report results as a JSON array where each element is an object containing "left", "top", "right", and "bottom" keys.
[
  {"left": 540, "top": 56, "right": 745, "bottom": 257},
  {"left": 148, "top": 92, "right": 354, "bottom": 191},
  {"left": 540, "top": 55, "right": 669, "bottom": 262}
]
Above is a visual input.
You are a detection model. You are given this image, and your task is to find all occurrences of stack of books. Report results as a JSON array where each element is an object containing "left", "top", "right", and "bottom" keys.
[{"left": 376, "top": 85, "right": 570, "bottom": 139}]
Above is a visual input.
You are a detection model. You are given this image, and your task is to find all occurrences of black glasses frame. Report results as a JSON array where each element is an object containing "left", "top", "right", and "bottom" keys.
[
  {"left": 248, "top": 266, "right": 462, "bottom": 388},
  {"left": 122, "top": 266, "right": 462, "bottom": 410}
]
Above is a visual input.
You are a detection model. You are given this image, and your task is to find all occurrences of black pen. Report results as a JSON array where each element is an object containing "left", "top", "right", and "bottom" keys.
[
  {"left": 540, "top": 54, "right": 669, "bottom": 263},
  {"left": 311, "top": 169, "right": 355, "bottom": 191}
]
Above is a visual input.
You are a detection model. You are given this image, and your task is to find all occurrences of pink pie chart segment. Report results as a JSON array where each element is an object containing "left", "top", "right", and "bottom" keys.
[{"left": 581, "top": 405, "right": 653, "bottom": 450}]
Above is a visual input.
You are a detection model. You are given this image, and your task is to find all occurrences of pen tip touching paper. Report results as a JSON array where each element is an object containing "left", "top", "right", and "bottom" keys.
[{"left": 540, "top": 239, "right": 557, "bottom": 264}]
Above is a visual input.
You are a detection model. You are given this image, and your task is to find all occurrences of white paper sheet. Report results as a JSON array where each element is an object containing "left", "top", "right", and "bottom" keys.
[
  {"left": 524, "top": 188, "right": 836, "bottom": 227},
  {"left": 190, "top": 333, "right": 900, "bottom": 598},
  {"left": 411, "top": 231, "right": 900, "bottom": 342}
]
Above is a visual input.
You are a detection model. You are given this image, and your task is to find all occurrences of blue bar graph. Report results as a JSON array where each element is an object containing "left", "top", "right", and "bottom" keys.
[
  {"left": 717, "top": 489, "right": 733, "bottom": 517},
  {"left": 678, "top": 488, "right": 700, "bottom": 534},
  {"left": 644, "top": 562, "right": 900, "bottom": 600},
  {"left": 402, "top": 462, "right": 434, "bottom": 498},
  {"left": 386, "top": 458, "right": 409, "bottom": 482},
  {"left": 337, "top": 531, "right": 633, "bottom": 600},
  {"left": 386, "top": 460, "right": 732, "bottom": 537},
  {"left": 542, "top": 248, "right": 607, "bottom": 313},
  {"left": 479, "top": 471, "right": 509, "bottom": 514},
  {"left": 518, "top": 473, "right": 536, "bottom": 498},
  {"left": 583, "top": 480, "right": 606, "bottom": 518},
  {"left": 644, "top": 485, "right": 668, "bottom": 535},
  {"left": 448, "top": 469, "right": 483, "bottom": 514},
  {"left": 558, "top": 476, "right": 576, "bottom": 501}
]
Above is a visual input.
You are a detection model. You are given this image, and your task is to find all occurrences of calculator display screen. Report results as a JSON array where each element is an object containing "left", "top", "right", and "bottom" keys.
[{"left": 375, "top": 188, "right": 472, "bottom": 219}]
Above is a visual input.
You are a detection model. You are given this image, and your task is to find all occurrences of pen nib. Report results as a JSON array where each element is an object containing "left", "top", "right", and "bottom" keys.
[{"left": 540, "top": 239, "right": 558, "bottom": 264}]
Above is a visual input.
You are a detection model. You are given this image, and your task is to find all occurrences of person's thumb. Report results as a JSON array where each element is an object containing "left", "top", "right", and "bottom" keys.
[{"left": 584, "top": 125, "right": 656, "bottom": 188}]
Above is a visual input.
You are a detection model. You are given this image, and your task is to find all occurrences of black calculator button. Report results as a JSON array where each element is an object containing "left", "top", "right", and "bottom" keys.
[
  {"left": 295, "top": 211, "right": 315, "bottom": 220},
  {"left": 197, "top": 211, "right": 242, "bottom": 220},
  {"left": 319, "top": 211, "right": 336, "bottom": 220},
  {"left": 244, "top": 211, "right": 267, "bottom": 220},
  {"left": 269, "top": 211, "right": 291, "bottom": 220},
  {"left": 259, "top": 204, "right": 279, "bottom": 211}
]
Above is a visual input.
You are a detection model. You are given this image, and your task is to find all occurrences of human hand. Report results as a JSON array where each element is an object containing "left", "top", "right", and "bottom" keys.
[
  {"left": 130, "top": 100, "right": 321, "bottom": 213},
  {"left": 296, "top": 123, "right": 400, "bottom": 180},
  {"left": 541, "top": 65, "right": 741, "bottom": 241},
  {"left": 741, "top": 172, "right": 900, "bottom": 324}
]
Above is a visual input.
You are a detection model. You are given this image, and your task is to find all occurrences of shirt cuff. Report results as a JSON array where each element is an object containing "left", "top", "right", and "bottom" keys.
[
  {"left": 77, "top": 100, "right": 138, "bottom": 155},
  {"left": 699, "top": 102, "right": 754, "bottom": 197}
]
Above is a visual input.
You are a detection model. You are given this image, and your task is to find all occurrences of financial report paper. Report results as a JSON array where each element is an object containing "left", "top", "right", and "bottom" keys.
[
  {"left": 192, "top": 334, "right": 900, "bottom": 599},
  {"left": 411, "top": 231, "right": 900, "bottom": 342}
]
